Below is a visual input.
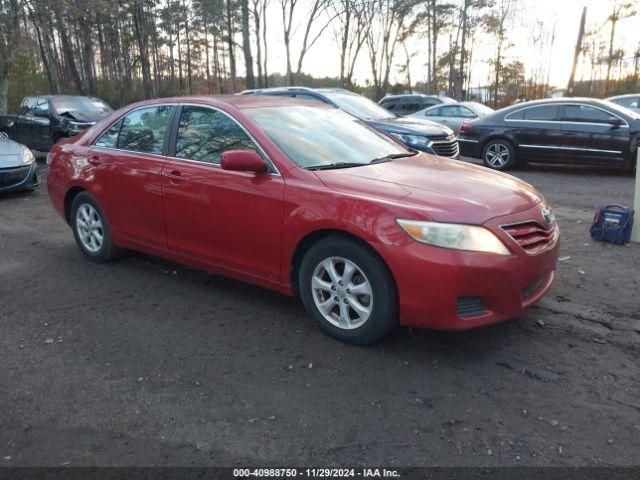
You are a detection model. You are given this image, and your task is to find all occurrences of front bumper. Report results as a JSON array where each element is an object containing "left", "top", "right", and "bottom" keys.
[
  {"left": 382, "top": 204, "right": 559, "bottom": 330},
  {"left": 0, "top": 162, "right": 39, "bottom": 193}
]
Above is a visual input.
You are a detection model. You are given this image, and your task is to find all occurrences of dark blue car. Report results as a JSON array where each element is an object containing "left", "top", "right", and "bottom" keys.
[{"left": 240, "top": 87, "right": 459, "bottom": 158}]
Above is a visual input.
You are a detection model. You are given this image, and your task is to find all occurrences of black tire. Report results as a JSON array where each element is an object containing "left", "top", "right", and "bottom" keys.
[
  {"left": 482, "top": 139, "right": 517, "bottom": 171},
  {"left": 70, "top": 192, "right": 123, "bottom": 263},
  {"left": 299, "top": 235, "right": 398, "bottom": 345}
]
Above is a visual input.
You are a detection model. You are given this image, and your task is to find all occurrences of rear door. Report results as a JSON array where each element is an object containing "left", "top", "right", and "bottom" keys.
[
  {"left": 506, "top": 104, "right": 565, "bottom": 162},
  {"left": 89, "top": 104, "right": 176, "bottom": 249}
]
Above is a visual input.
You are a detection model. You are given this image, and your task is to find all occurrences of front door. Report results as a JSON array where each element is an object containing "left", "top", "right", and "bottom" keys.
[
  {"left": 162, "top": 105, "right": 284, "bottom": 282},
  {"left": 555, "top": 103, "right": 630, "bottom": 165}
]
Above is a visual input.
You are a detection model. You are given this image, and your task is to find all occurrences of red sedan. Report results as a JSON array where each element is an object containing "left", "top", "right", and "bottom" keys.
[{"left": 47, "top": 95, "right": 559, "bottom": 345}]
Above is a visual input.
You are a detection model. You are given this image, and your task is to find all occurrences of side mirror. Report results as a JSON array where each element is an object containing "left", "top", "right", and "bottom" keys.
[
  {"left": 221, "top": 149, "right": 267, "bottom": 173},
  {"left": 608, "top": 117, "right": 623, "bottom": 127}
]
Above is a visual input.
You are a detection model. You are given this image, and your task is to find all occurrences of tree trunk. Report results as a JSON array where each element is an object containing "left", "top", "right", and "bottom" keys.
[
  {"left": 226, "top": 0, "right": 237, "bottom": 92},
  {"left": 132, "top": 0, "right": 153, "bottom": 98},
  {"left": 53, "top": 5, "right": 86, "bottom": 94},
  {"left": 241, "top": 0, "right": 255, "bottom": 89},
  {"left": 253, "top": 0, "right": 263, "bottom": 87}
]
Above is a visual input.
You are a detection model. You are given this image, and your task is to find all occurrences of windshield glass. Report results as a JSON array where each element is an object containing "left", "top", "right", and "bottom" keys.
[
  {"left": 323, "top": 92, "right": 395, "bottom": 120},
  {"left": 246, "top": 106, "right": 410, "bottom": 169},
  {"left": 52, "top": 97, "right": 112, "bottom": 115}
]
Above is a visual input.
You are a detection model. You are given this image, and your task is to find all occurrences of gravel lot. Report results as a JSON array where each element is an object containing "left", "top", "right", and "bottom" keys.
[{"left": 0, "top": 158, "right": 639, "bottom": 467}]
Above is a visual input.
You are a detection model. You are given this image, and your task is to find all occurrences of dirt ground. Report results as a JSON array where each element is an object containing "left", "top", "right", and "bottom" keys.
[{"left": 0, "top": 158, "right": 639, "bottom": 467}]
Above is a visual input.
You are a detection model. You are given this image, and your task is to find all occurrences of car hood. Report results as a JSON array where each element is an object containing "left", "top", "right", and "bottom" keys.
[
  {"left": 0, "top": 139, "right": 29, "bottom": 167},
  {"left": 313, "top": 154, "right": 543, "bottom": 225},
  {"left": 57, "top": 110, "right": 110, "bottom": 123},
  {"left": 366, "top": 117, "right": 454, "bottom": 137}
]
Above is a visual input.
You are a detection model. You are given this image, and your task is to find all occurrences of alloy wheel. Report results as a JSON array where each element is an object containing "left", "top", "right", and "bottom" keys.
[
  {"left": 485, "top": 143, "right": 510, "bottom": 168},
  {"left": 311, "top": 256, "right": 373, "bottom": 330},
  {"left": 76, "top": 203, "right": 104, "bottom": 253}
]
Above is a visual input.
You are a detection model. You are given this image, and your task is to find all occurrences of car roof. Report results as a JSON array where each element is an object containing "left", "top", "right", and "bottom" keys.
[
  {"left": 607, "top": 93, "right": 639, "bottom": 100},
  {"left": 118, "top": 94, "right": 333, "bottom": 111}
]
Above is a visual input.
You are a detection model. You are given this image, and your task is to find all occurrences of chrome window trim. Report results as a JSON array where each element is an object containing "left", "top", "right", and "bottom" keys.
[
  {"left": 91, "top": 102, "right": 281, "bottom": 177},
  {"left": 92, "top": 102, "right": 178, "bottom": 154},
  {"left": 171, "top": 102, "right": 281, "bottom": 177},
  {"left": 504, "top": 102, "right": 629, "bottom": 128},
  {"left": 518, "top": 144, "right": 623, "bottom": 155}
]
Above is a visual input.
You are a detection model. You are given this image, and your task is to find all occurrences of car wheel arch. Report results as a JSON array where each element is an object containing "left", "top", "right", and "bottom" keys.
[
  {"left": 480, "top": 134, "right": 517, "bottom": 154},
  {"left": 64, "top": 186, "right": 87, "bottom": 225},
  {"left": 289, "top": 229, "right": 398, "bottom": 298}
]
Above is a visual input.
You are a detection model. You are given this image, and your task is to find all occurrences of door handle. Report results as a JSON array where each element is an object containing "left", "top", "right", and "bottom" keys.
[
  {"left": 165, "top": 170, "right": 186, "bottom": 183},
  {"left": 87, "top": 155, "right": 103, "bottom": 166}
]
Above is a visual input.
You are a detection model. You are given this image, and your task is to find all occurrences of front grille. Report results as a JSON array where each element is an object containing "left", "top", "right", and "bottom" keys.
[
  {"left": 431, "top": 139, "right": 459, "bottom": 157},
  {"left": 0, "top": 165, "right": 30, "bottom": 187},
  {"left": 502, "top": 221, "right": 557, "bottom": 255},
  {"left": 457, "top": 296, "right": 487, "bottom": 318}
]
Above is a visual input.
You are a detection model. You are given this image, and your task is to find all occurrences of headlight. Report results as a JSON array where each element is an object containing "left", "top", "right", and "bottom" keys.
[
  {"left": 391, "top": 133, "right": 429, "bottom": 147},
  {"left": 397, "top": 219, "right": 511, "bottom": 255},
  {"left": 22, "top": 149, "right": 35, "bottom": 165}
]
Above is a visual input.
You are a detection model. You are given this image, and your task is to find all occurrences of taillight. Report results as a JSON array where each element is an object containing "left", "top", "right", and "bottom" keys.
[{"left": 459, "top": 122, "right": 473, "bottom": 135}]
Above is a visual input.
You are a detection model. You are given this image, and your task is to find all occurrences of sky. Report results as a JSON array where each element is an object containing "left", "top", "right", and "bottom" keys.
[{"left": 258, "top": 0, "right": 639, "bottom": 89}]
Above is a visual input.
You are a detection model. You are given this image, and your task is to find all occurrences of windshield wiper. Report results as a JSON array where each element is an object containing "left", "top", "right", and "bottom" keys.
[
  {"left": 369, "top": 151, "right": 418, "bottom": 164},
  {"left": 306, "top": 162, "right": 366, "bottom": 171}
]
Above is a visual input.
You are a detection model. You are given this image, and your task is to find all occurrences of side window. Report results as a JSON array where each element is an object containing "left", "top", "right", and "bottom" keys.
[
  {"left": 21, "top": 97, "right": 37, "bottom": 115},
  {"left": 441, "top": 105, "right": 463, "bottom": 117},
  {"left": 382, "top": 102, "right": 396, "bottom": 110},
  {"left": 523, "top": 105, "right": 558, "bottom": 121},
  {"left": 562, "top": 104, "right": 614, "bottom": 124},
  {"left": 33, "top": 98, "right": 50, "bottom": 117},
  {"left": 506, "top": 109, "right": 525, "bottom": 120},
  {"left": 424, "top": 107, "right": 441, "bottom": 116},
  {"left": 175, "top": 106, "right": 258, "bottom": 164},
  {"left": 94, "top": 119, "right": 123, "bottom": 148},
  {"left": 612, "top": 97, "right": 638, "bottom": 109},
  {"left": 117, "top": 105, "right": 174, "bottom": 154},
  {"left": 459, "top": 107, "right": 477, "bottom": 118}
]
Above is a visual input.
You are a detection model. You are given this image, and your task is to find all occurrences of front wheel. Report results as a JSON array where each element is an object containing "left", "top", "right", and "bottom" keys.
[
  {"left": 482, "top": 139, "right": 517, "bottom": 170},
  {"left": 70, "top": 192, "right": 123, "bottom": 263},
  {"left": 299, "top": 236, "right": 398, "bottom": 345}
]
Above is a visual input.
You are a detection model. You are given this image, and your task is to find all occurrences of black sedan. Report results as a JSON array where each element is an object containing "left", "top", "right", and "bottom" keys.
[{"left": 457, "top": 98, "right": 640, "bottom": 170}]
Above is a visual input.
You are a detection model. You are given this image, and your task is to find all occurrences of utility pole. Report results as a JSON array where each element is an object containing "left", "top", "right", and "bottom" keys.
[{"left": 567, "top": 6, "right": 587, "bottom": 97}]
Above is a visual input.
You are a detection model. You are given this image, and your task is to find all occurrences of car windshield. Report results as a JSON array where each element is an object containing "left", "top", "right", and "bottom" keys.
[
  {"left": 323, "top": 92, "right": 395, "bottom": 120},
  {"left": 52, "top": 97, "right": 112, "bottom": 115},
  {"left": 602, "top": 100, "right": 640, "bottom": 120},
  {"left": 246, "top": 105, "right": 411, "bottom": 169}
]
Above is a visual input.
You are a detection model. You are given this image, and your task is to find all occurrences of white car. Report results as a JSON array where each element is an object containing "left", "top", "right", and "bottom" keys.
[
  {"left": 0, "top": 132, "right": 39, "bottom": 193},
  {"left": 408, "top": 102, "right": 495, "bottom": 134}
]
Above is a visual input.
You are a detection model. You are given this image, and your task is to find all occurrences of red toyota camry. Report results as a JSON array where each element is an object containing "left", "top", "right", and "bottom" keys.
[{"left": 47, "top": 95, "right": 559, "bottom": 345}]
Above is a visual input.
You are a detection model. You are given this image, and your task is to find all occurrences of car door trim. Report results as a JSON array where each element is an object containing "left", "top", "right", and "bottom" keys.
[
  {"left": 505, "top": 102, "right": 629, "bottom": 128},
  {"left": 519, "top": 144, "right": 623, "bottom": 154}
]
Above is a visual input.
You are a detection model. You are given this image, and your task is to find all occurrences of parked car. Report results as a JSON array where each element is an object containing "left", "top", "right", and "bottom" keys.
[
  {"left": 379, "top": 94, "right": 456, "bottom": 116},
  {"left": 408, "top": 102, "right": 495, "bottom": 134},
  {"left": 241, "top": 87, "right": 459, "bottom": 157},
  {"left": 607, "top": 93, "right": 640, "bottom": 114},
  {"left": 457, "top": 98, "right": 640, "bottom": 170},
  {"left": 0, "top": 95, "right": 112, "bottom": 152},
  {"left": 0, "top": 132, "right": 39, "bottom": 193},
  {"left": 48, "top": 95, "right": 559, "bottom": 345}
]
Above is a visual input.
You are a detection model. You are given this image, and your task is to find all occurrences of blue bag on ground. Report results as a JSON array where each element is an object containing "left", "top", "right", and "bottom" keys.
[{"left": 590, "top": 204, "right": 634, "bottom": 245}]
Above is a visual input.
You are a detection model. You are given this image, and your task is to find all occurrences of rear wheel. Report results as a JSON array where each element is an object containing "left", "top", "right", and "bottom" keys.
[
  {"left": 70, "top": 192, "right": 123, "bottom": 263},
  {"left": 482, "top": 139, "right": 517, "bottom": 170},
  {"left": 299, "top": 236, "right": 397, "bottom": 345}
]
